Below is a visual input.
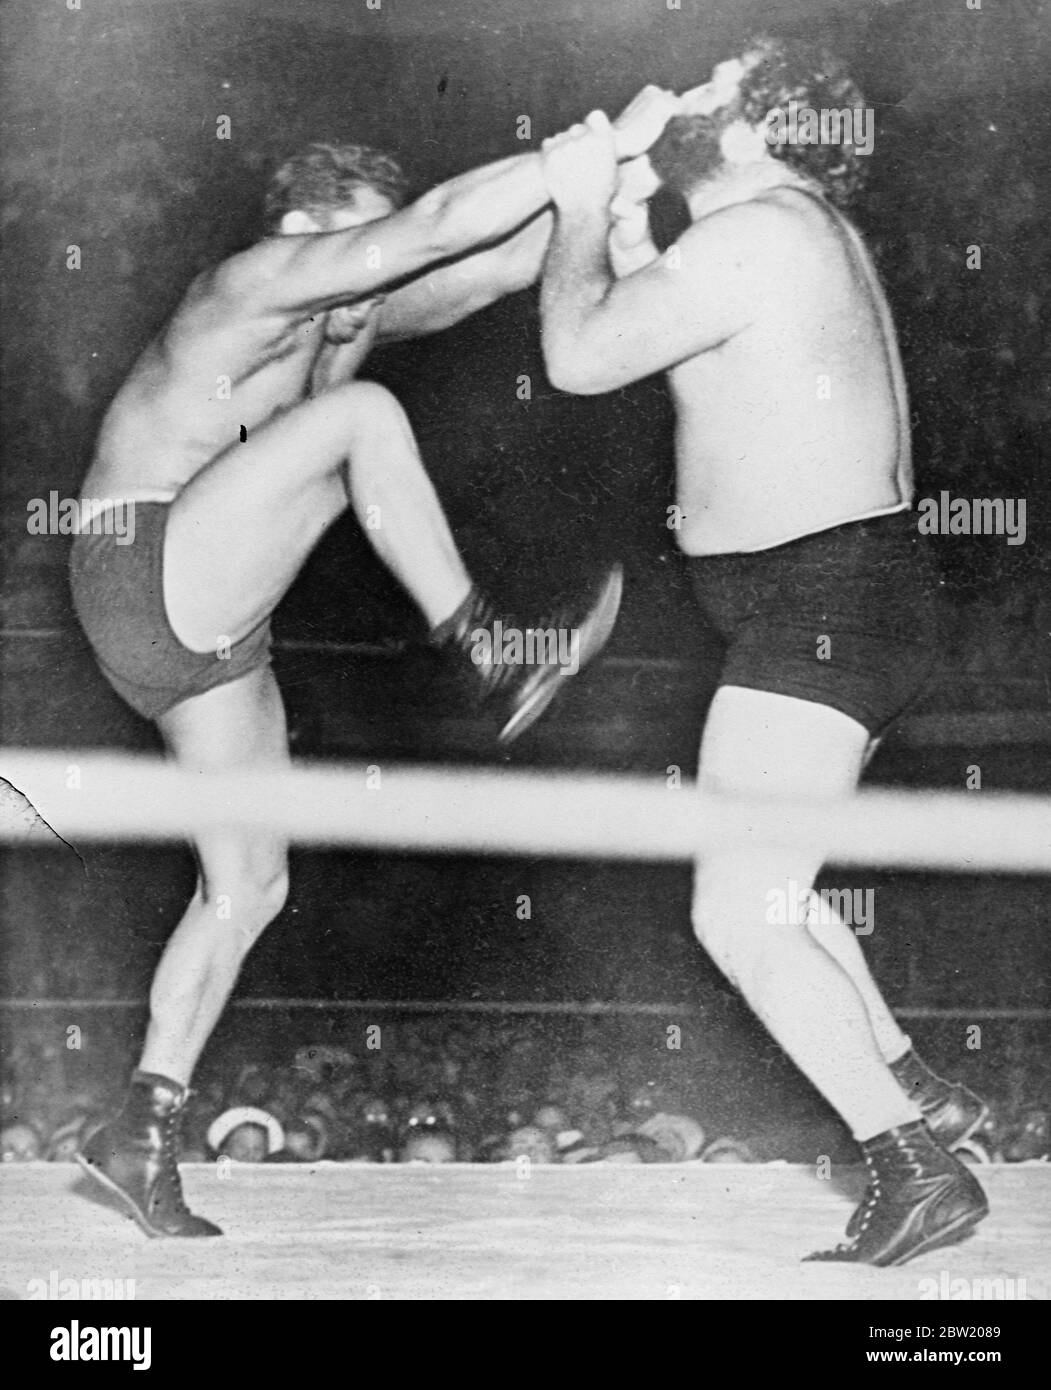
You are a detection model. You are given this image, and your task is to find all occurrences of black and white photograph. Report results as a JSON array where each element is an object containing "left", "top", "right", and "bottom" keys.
[{"left": 0, "top": 0, "right": 1048, "bottom": 1331}]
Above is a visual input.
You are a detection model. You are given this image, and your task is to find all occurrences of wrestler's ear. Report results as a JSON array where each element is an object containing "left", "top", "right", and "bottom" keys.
[
  {"left": 720, "top": 119, "right": 768, "bottom": 165},
  {"left": 278, "top": 209, "right": 323, "bottom": 236}
]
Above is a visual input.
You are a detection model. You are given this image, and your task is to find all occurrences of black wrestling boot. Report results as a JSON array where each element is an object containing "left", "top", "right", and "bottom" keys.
[
  {"left": 77, "top": 1072, "right": 222, "bottom": 1238},
  {"left": 431, "top": 565, "right": 623, "bottom": 744},
  {"left": 845, "top": 1049, "right": 988, "bottom": 1238},
  {"left": 806, "top": 1120, "right": 987, "bottom": 1267},
  {"left": 890, "top": 1047, "right": 988, "bottom": 1148}
]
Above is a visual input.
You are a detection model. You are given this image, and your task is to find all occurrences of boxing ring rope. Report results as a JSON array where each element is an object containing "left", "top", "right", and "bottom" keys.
[
  {"left": 1, "top": 1000, "right": 1047, "bottom": 1020},
  {"left": 1, "top": 749, "right": 1049, "bottom": 872}
]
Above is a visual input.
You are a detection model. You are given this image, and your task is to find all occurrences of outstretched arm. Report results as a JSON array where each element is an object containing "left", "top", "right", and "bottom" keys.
[
  {"left": 372, "top": 89, "right": 682, "bottom": 340},
  {"left": 375, "top": 212, "right": 553, "bottom": 343},
  {"left": 539, "top": 117, "right": 771, "bottom": 394},
  {"left": 214, "top": 151, "right": 552, "bottom": 318},
  {"left": 211, "top": 86, "right": 682, "bottom": 325}
]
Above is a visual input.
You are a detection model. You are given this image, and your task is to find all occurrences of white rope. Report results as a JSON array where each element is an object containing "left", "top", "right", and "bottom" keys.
[
  {"left": 0, "top": 999, "right": 1047, "bottom": 1019},
  {"left": 1, "top": 750, "right": 1049, "bottom": 871}
]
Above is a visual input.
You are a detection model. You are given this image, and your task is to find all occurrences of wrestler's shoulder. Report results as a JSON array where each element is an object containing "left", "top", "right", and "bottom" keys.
[
  {"left": 167, "top": 244, "right": 308, "bottom": 344},
  {"left": 678, "top": 197, "right": 809, "bottom": 275},
  {"left": 185, "top": 240, "right": 292, "bottom": 310},
  {"left": 691, "top": 193, "right": 810, "bottom": 241}
]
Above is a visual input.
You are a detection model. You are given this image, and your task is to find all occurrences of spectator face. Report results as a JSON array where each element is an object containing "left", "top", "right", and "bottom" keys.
[
  {"left": 400, "top": 1133, "right": 456, "bottom": 1164},
  {"left": 362, "top": 1097, "right": 391, "bottom": 1127},
  {"left": 406, "top": 1099, "right": 455, "bottom": 1133},
  {"left": 506, "top": 1126, "right": 555, "bottom": 1164},
  {"left": 285, "top": 1125, "right": 318, "bottom": 1161},
  {"left": 533, "top": 1105, "right": 569, "bottom": 1133},
  {"left": 1, "top": 1124, "right": 41, "bottom": 1161},
  {"left": 47, "top": 1132, "right": 82, "bottom": 1163},
  {"left": 629, "top": 1082, "right": 664, "bottom": 1116},
  {"left": 223, "top": 1123, "right": 269, "bottom": 1164}
]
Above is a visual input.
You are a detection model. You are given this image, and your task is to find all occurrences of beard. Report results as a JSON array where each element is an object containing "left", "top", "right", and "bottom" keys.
[{"left": 648, "top": 113, "right": 730, "bottom": 196}]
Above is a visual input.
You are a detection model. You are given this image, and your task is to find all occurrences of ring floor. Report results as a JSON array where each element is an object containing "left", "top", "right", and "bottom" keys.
[{"left": 2, "top": 1164, "right": 1047, "bottom": 1300}]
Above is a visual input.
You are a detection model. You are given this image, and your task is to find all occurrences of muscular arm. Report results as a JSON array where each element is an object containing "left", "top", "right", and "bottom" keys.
[
  {"left": 215, "top": 151, "right": 552, "bottom": 318},
  {"left": 541, "top": 201, "right": 777, "bottom": 394},
  {"left": 608, "top": 207, "right": 661, "bottom": 279},
  {"left": 376, "top": 212, "right": 553, "bottom": 343}
]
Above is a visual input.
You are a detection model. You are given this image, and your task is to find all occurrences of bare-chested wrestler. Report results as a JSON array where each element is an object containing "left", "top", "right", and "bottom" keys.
[
  {"left": 539, "top": 38, "right": 988, "bottom": 1266},
  {"left": 72, "top": 90, "right": 678, "bottom": 1236}
]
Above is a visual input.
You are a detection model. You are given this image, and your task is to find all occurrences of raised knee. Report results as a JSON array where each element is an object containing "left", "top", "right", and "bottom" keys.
[{"left": 332, "top": 380, "right": 404, "bottom": 433}]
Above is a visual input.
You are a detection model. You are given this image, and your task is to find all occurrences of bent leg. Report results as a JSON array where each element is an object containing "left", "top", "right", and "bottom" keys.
[
  {"left": 692, "top": 687, "right": 919, "bottom": 1141},
  {"left": 139, "top": 667, "right": 290, "bottom": 1085},
  {"left": 163, "top": 381, "right": 471, "bottom": 653}
]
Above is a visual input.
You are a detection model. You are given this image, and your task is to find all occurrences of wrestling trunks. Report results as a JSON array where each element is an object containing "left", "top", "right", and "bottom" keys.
[
  {"left": 70, "top": 500, "right": 272, "bottom": 720},
  {"left": 687, "top": 509, "right": 944, "bottom": 735}
]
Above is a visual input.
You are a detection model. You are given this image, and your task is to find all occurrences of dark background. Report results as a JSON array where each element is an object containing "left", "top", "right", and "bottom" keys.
[{"left": 0, "top": 0, "right": 1048, "bottom": 1035}]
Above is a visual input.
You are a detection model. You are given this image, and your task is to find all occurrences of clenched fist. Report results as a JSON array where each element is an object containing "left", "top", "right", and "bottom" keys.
[
  {"left": 611, "top": 84, "right": 683, "bottom": 159},
  {"left": 541, "top": 110, "right": 618, "bottom": 212}
]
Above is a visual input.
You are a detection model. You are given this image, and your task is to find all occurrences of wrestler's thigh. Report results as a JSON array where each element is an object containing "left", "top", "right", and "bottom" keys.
[
  {"left": 158, "top": 664, "right": 289, "bottom": 771},
  {"left": 697, "top": 685, "right": 870, "bottom": 799},
  {"left": 163, "top": 383, "right": 392, "bottom": 650}
]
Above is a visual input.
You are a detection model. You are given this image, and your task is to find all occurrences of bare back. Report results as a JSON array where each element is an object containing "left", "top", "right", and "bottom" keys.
[{"left": 670, "top": 186, "right": 911, "bottom": 555}]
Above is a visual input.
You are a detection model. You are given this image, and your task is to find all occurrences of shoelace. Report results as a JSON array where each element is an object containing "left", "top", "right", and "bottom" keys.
[
  {"left": 834, "top": 1156, "right": 881, "bottom": 1249},
  {"left": 837, "top": 1140, "right": 926, "bottom": 1251},
  {"left": 159, "top": 1108, "right": 190, "bottom": 1215}
]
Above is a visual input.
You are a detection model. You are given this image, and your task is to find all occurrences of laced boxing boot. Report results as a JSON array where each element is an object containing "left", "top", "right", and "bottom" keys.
[
  {"left": 77, "top": 1072, "right": 221, "bottom": 1237},
  {"left": 845, "top": 1047, "right": 988, "bottom": 1237},
  {"left": 806, "top": 1120, "right": 988, "bottom": 1266},
  {"left": 430, "top": 564, "right": 623, "bottom": 744},
  {"left": 890, "top": 1046, "right": 988, "bottom": 1145}
]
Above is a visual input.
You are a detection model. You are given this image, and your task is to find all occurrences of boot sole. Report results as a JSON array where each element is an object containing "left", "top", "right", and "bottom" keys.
[
  {"left": 499, "top": 565, "right": 624, "bottom": 744},
  {"left": 881, "top": 1197, "right": 990, "bottom": 1268},
  {"left": 75, "top": 1151, "right": 168, "bottom": 1239}
]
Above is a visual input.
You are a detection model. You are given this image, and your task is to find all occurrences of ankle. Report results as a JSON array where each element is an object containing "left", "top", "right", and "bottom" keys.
[
  {"left": 132, "top": 1069, "right": 185, "bottom": 1092},
  {"left": 124, "top": 1071, "right": 187, "bottom": 1118},
  {"left": 883, "top": 1034, "right": 913, "bottom": 1068},
  {"left": 889, "top": 1046, "right": 949, "bottom": 1097},
  {"left": 429, "top": 585, "right": 485, "bottom": 646},
  {"left": 853, "top": 1099, "right": 923, "bottom": 1145}
]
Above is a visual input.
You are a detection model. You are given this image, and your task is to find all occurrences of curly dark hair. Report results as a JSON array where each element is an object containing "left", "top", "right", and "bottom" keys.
[
  {"left": 263, "top": 142, "right": 410, "bottom": 232},
  {"left": 736, "top": 35, "right": 870, "bottom": 209},
  {"left": 649, "top": 36, "right": 869, "bottom": 210}
]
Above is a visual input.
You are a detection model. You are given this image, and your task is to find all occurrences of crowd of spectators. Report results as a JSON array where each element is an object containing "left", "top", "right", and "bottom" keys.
[{"left": 2, "top": 1012, "right": 1047, "bottom": 1171}]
